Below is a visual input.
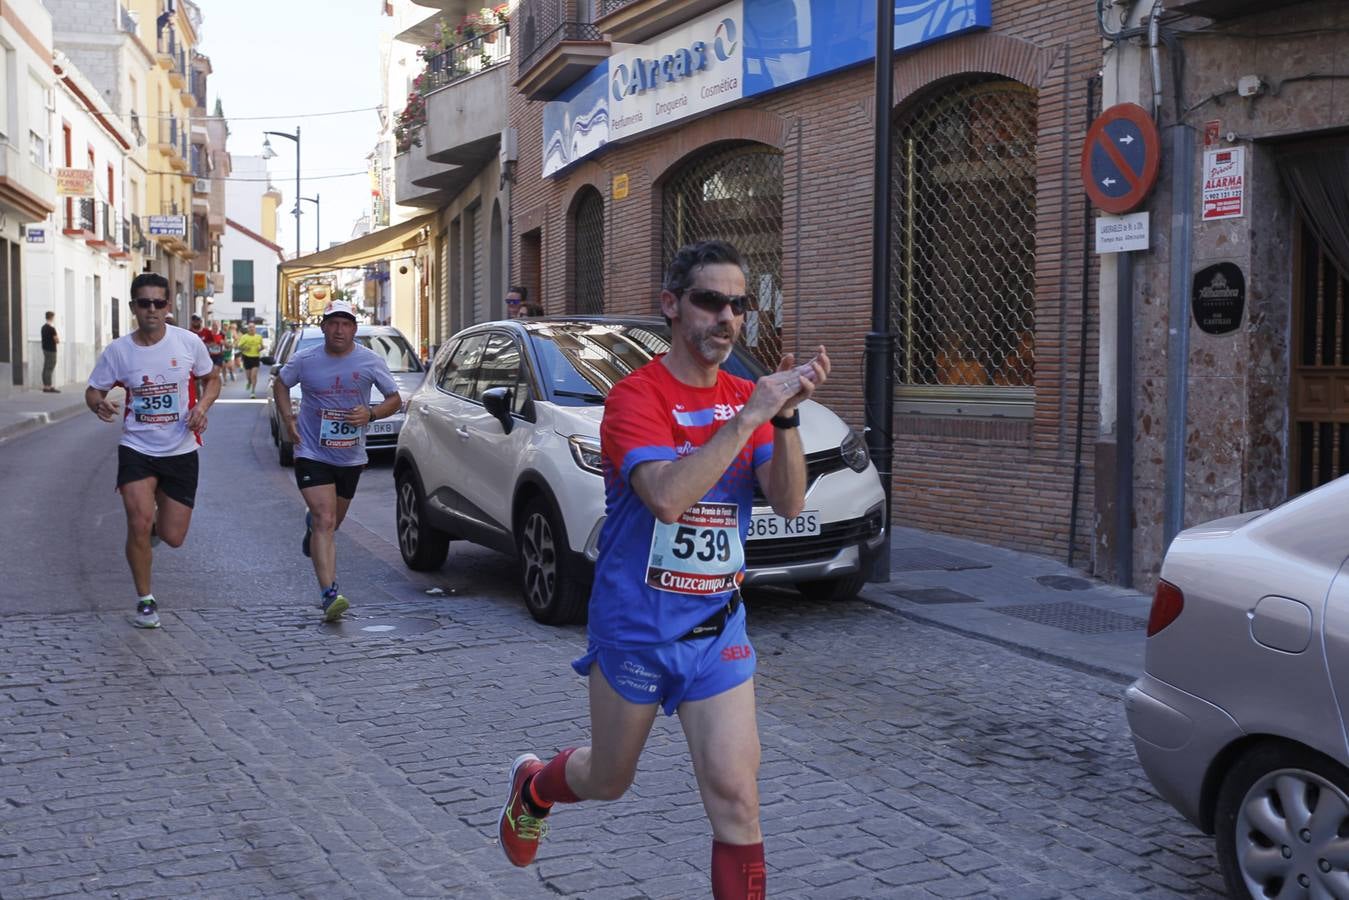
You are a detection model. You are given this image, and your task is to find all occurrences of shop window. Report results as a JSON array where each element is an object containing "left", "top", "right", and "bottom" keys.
[
  {"left": 662, "top": 143, "right": 784, "bottom": 370},
  {"left": 571, "top": 186, "right": 605, "bottom": 314},
  {"left": 890, "top": 78, "right": 1037, "bottom": 414}
]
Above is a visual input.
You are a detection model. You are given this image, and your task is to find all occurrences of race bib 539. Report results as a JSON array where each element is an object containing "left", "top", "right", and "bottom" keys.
[{"left": 646, "top": 502, "right": 744, "bottom": 595}]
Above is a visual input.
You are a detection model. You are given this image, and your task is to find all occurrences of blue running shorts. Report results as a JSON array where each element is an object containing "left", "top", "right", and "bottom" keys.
[{"left": 572, "top": 604, "right": 756, "bottom": 716}]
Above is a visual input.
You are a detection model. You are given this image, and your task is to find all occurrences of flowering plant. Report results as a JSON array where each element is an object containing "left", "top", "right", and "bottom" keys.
[{"left": 394, "top": 91, "right": 426, "bottom": 154}]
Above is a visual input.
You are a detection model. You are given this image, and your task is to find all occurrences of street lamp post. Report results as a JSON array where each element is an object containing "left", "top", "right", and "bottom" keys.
[
  {"left": 261, "top": 126, "right": 300, "bottom": 321},
  {"left": 296, "top": 194, "right": 320, "bottom": 253}
]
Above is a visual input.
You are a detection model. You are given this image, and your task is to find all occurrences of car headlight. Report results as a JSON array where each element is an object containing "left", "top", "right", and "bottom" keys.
[
  {"left": 568, "top": 435, "right": 603, "bottom": 475},
  {"left": 840, "top": 428, "right": 870, "bottom": 473}
]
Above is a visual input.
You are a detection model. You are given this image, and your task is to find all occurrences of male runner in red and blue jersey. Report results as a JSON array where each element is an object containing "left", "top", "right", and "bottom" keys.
[{"left": 497, "top": 240, "right": 829, "bottom": 899}]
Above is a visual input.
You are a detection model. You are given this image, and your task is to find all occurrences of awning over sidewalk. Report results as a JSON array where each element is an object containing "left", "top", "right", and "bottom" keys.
[
  {"left": 279, "top": 212, "right": 435, "bottom": 281},
  {"left": 277, "top": 213, "right": 436, "bottom": 320}
]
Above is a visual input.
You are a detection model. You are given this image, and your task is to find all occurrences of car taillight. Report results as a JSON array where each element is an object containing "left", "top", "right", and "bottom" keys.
[{"left": 1147, "top": 579, "right": 1184, "bottom": 636}]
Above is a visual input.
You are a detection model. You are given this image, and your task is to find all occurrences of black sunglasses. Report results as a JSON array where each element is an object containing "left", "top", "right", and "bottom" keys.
[
  {"left": 134, "top": 298, "right": 169, "bottom": 310},
  {"left": 684, "top": 288, "right": 752, "bottom": 316}
]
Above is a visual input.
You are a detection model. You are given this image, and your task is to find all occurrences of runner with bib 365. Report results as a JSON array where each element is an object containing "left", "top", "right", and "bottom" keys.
[{"left": 273, "top": 300, "right": 401, "bottom": 622}]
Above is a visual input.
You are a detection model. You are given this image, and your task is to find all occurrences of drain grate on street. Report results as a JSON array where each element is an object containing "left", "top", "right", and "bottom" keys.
[
  {"left": 891, "top": 548, "right": 993, "bottom": 572},
  {"left": 991, "top": 602, "right": 1147, "bottom": 634},
  {"left": 888, "top": 587, "right": 981, "bottom": 604},
  {"left": 1035, "top": 575, "right": 1093, "bottom": 591}
]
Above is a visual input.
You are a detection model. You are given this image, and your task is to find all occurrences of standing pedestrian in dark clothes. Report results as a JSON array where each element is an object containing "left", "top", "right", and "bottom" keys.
[{"left": 41, "top": 311, "right": 59, "bottom": 392}]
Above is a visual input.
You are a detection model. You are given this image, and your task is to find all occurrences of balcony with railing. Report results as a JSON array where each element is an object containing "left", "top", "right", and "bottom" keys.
[
  {"left": 64, "top": 198, "right": 96, "bottom": 236},
  {"left": 129, "top": 110, "right": 145, "bottom": 146},
  {"left": 591, "top": 0, "right": 727, "bottom": 44},
  {"left": 112, "top": 217, "right": 132, "bottom": 259},
  {"left": 156, "top": 116, "right": 178, "bottom": 157},
  {"left": 88, "top": 201, "right": 115, "bottom": 249},
  {"left": 156, "top": 25, "right": 177, "bottom": 69},
  {"left": 514, "top": 0, "right": 606, "bottom": 100},
  {"left": 421, "top": 24, "right": 512, "bottom": 165},
  {"left": 169, "top": 47, "right": 187, "bottom": 88}
]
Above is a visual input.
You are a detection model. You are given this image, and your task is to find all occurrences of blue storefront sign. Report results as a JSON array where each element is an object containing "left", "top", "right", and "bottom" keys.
[{"left": 543, "top": 0, "right": 991, "bottom": 176}]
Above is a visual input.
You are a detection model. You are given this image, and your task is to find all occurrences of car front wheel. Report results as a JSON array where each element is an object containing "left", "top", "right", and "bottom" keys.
[
  {"left": 1215, "top": 742, "right": 1349, "bottom": 900},
  {"left": 396, "top": 469, "right": 449, "bottom": 571},
  {"left": 796, "top": 569, "right": 869, "bottom": 603},
  {"left": 516, "top": 496, "right": 588, "bottom": 626},
  {"left": 278, "top": 438, "right": 294, "bottom": 467}
]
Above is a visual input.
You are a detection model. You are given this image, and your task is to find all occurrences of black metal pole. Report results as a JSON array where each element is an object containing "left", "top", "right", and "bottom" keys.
[
  {"left": 1115, "top": 251, "right": 1134, "bottom": 588},
  {"left": 294, "top": 125, "right": 302, "bottom": 263},
  {"left": 865, "top": 0, "right": 896, "bottom": 582}
]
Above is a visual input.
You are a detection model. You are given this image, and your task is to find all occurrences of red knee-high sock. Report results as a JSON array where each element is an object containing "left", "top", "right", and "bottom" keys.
[
  {"left": 527, "top": 747, "right": 581, "bottom": 808},
  {"left": 712, "top": 840, "right": 766, "bottom": 900}
]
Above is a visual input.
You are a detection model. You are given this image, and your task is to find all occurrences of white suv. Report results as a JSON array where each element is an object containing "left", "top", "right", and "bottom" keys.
[{"left": 394, "top": 317, "right": 886, "bottom": 625}]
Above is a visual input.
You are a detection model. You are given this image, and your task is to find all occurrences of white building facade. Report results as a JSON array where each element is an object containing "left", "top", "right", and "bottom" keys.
[
  {"left": 0, "top": 0, "right": 58, "bottom": 395},
  {"left": 22, "top": 52, "right": 134, "bottom": 390},
  {"left": 219, "top": 155, "right": 282, "bottom": 327}
]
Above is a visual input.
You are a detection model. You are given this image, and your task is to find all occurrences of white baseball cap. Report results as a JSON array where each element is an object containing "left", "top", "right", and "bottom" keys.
[{"left": 321, "top": 299, "right": 357, "bottom": 321}]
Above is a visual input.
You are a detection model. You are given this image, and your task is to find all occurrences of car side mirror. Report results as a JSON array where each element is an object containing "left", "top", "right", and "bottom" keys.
[
  {"left": 260, "top": 356, "right": 275, "bottom": 366},
  {"left": 481, "top": 386, "right": 514, "bottom": 434}
]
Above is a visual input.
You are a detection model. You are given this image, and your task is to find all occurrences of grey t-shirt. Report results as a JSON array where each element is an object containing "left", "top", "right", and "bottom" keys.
[{"left": 279, "top": 342, "right": 399, "bottom": 466}]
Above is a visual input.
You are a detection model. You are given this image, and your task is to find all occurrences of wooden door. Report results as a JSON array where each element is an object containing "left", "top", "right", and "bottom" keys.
[{"left": 1291, "top": 219, "right": 1349, "bottom": 492}]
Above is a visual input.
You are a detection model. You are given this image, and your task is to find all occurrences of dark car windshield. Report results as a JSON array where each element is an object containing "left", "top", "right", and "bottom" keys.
[
  {"left": 289, "top": 333, "right": 423, "bottom": 372},
  {"left": 526, "top": 321, "right": 763, "bottom": 406}
]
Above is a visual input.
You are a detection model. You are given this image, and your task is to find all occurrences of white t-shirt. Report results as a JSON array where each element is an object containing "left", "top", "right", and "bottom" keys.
[{"left": 88, "top": 325, "right": 215, "bottom": 457}]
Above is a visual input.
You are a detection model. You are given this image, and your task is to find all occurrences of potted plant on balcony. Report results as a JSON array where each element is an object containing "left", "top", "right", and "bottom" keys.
[{"left": 394, "top": 91, "right": 426, "bottom": 154}]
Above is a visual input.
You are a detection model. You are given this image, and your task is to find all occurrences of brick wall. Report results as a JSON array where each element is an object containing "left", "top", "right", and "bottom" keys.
[{"left": 508, "top": 0, "right": 1102, "bottom": 566}]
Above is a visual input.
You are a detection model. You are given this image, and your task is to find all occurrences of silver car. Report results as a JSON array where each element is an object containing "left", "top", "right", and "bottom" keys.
[
  {"left": 1126, "top": 474, "right": 1349, "bottom": 899},
  {"left": 262, "top": 323, "right": 425, "bottom": 466}
]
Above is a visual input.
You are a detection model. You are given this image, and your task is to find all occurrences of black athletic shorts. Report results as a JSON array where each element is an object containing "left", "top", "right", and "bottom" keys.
[
  {"left": 294, "top": 457, "right": 363, "bottom": 499},
  {"left": 242, "top": 356, "right": 260, "bottom": 370},
  {"left": 117, "top": 445, "right": 200, "bottom": 508},
  {"left": 209, "top": 354, "right": 223, "bottom": 367}
]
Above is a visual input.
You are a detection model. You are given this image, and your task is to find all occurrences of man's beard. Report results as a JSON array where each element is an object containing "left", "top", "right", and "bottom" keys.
[{"left": 692, "top": 322, "right": 736, "bottom": 364}]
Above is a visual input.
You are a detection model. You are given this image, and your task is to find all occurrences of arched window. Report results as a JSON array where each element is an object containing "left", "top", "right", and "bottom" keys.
[
  {"left": 662, "top": 143, "right": 784, "bottom": 369},
  {"left": 890, "top": 78, "right": 1038, "bottom": 407},
  {"left": 572, "top": 186, "right": 605, "bottom": 314}
]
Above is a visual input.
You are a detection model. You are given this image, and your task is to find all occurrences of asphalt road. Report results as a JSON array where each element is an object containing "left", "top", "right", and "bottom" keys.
[{"left": 0, "top": 370, "right": 1227, "bottom": 898}]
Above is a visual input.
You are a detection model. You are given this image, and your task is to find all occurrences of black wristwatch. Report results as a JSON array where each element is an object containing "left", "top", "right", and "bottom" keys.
[
  {"left": 771, "top": 410, "right": 800, "bottom": 429},
  {"left": 368, "top": 404, "right": 378, "bottom": 422}
]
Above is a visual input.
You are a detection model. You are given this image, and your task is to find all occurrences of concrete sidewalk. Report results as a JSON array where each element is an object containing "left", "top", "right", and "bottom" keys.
[
  {"left": 0, "top": 386, "right": 92, "bottom": 443},
  {"left": 860, "top": 525, "right": 1152, "bottom": 685}
]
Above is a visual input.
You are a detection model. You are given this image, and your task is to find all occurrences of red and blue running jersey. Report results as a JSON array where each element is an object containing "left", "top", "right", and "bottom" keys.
[{"left": 590, "top": 358, "right": 774, "bottom": 647}]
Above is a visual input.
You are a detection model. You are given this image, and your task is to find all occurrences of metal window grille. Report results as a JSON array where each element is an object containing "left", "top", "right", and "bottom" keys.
[
  {"left": 890, "top": 79, "right": 1037, "bottom": 400},
  {"left": 573, "top": 187, "right": 605, "bottom": 314},
  {"left": 516, "top": 0, "right": 600, "bottom": 77},
  {"left": 1293, "top": 218, "right": 1349, "bottom": 491},
  {"left": 662, "top": 143, "right": 784, "bottom": 369}
]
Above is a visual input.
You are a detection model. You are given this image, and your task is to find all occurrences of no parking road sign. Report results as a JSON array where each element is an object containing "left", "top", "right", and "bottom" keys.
[{"left": 1081, "top": 103, "right": 1161, "bottom": 214}]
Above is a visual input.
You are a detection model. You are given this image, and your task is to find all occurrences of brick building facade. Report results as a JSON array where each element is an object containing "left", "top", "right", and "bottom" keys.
[{"left": 508, "top": 0, "right": 1104, "bottom": 568}]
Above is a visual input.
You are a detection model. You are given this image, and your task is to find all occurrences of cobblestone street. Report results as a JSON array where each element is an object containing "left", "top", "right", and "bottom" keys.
[{"left": 1, "top": 565, "right": 1225, "bottom": 898}]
